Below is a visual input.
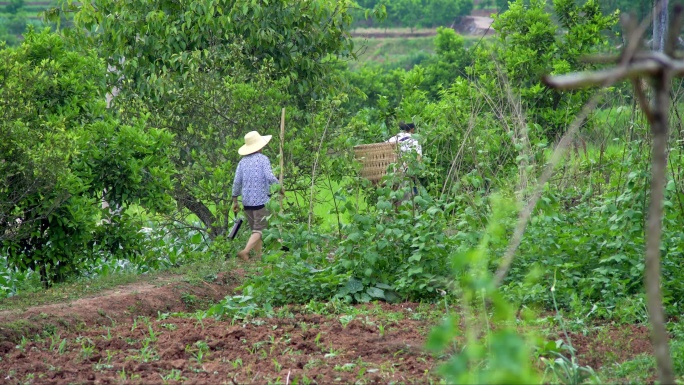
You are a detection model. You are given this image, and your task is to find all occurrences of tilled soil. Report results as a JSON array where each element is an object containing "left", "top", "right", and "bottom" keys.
[
  {"left": 0, "top": 268, "right": 660, "bottom": 384},
  {"left": 1, "top": 305, "right": 436, "bottom": 384},
  {"left": 568, "top": 323, "right": 653, "bottom": 369}
]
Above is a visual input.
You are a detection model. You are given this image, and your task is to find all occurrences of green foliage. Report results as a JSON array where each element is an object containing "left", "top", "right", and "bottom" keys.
[
  {"left": 0, "top": 29, "right": 173, "bottom": 286},
  {"left": 73, "top": 120, "right": 174, "bottom": 213},
  {"left": 0, "top": 0, "right": 52, "bottom": 47},
  {"left": 420, "top": 27, "right": 471, "bottom": 97},
  {"left": 350, "top": 36, "right": 436, "bottom": 72},
  {"left": 57, "top": 0, "right": 359, "bottom": 239},
  {"left": 210, "top": 166, "right": 460, "bottom": 316},
  {"left": 0, "top": 257, "right": 33, "bottom": 298},
  {"left": 206, "top": 282, "right": 282, "bottom": 320},
  {"left": 598, "top": 0, "right": 653, "bottom": 27},
  {"left": 66, "top": 0, "right": 356, "bottom": 101},
  {"left": 427, "top": 196, "right": 540, "bottom": 384},
  {"left": 231, "top": 203, "right": 349, "bottom": 308},
  {"left": 332, "top": 180, "right": 456, "bottom": 302},
  {"left": 496, "top": 139, "right": 684, "bottom": 321},
  {"left": 473, "top": 0, "right": 618, "bottom": 139},
  {"left": 4, "top": 0, "right": 24, "bottom": 14}
]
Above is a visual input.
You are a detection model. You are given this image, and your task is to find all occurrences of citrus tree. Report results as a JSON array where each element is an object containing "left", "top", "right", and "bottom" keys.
[{"left": 0, "top": 29, "right": 173, "bottom": 286}]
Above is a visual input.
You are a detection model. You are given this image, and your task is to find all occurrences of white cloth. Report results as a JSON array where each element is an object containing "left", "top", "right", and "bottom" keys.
[{"left": 387, "top": 132, "right": 422, "bottom": 156}]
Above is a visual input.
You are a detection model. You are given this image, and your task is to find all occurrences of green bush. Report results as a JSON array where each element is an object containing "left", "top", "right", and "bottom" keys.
[{"left": 0, "top": 29, "right": 173, "bottom": 287}]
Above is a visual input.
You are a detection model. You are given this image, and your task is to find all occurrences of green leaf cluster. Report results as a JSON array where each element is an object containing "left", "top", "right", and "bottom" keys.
[
  {"left": 472, "top": 0, "right": 618, "bottom": 140},
  {"left": 0, "top": 29, "right": 174, "bottom": 286}
]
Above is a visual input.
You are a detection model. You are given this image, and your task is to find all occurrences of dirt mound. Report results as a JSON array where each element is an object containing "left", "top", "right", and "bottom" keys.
[{"left": 0, "top": 271, "right": 243, "bottom": 344}]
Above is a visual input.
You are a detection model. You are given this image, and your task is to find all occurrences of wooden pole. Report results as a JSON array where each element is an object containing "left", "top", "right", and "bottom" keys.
[{"left": 279, "top": 108, "right": 285, "bottom": 212}]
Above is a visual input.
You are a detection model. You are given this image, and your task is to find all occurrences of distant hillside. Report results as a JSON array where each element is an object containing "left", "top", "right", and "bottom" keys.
[
  {"left": 0, "top": 0, "right": 55, "bottom": 45},
  {"left": 0, "top": 0, "right": 54, "bottom": 19}
]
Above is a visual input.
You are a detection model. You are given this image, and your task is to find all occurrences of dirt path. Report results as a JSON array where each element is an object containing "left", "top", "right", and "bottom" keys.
[{"left": 0, "top": 270, "right": 243, "bottom": 344}]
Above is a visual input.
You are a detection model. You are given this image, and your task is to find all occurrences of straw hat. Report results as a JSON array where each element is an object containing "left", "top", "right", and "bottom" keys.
[{"left": 238, "top": 131, "right": 272, "bottom": 156}]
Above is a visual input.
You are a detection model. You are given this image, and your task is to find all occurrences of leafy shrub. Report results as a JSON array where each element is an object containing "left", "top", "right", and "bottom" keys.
[
  {"left": 210, "top": 167, "right": 460, "bottom": 317},
  {"left": 471, "top": 0, "right": 618, "bottom": 140},
  {"left": 0, "top": 254, "right": 34, "bottom": 298},
  {"left": 332, "top": 179, "right": 456, "bottom": 302},
  {"left": 501, "top": 146, "right": 684, "bottom": 321},
  {"left": 0, "top": 29, "right": 174, "bottom": 287}
]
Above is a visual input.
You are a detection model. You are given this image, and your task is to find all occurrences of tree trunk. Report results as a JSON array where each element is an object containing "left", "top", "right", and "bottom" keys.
[
  {"left": 645, "top": 69, "right": 675, "bottom": 385},
  {"left": 174, "top": 187, "right": 224, "bottom": 239},
  {"left": 653, "top": 0, "right": 669, "bottom": 51}
]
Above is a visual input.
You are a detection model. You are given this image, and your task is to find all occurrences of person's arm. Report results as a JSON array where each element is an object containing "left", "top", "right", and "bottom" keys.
[
  {"left": 263, "top": 156, "right": 279, "bottom": 185},
  {"left": 232, "top": 162, "right": 242, "bottom": 213}
]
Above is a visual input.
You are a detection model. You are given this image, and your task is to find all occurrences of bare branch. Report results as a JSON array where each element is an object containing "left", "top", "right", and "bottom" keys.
[{"left": 543, "top": 57, "right": 684, "bottom": 90}]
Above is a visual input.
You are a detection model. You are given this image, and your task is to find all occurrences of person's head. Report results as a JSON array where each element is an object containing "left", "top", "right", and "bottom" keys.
[
  {"left": 238, "top": 131, "right": 272, "bottom": 156},
  {"left": 399, "top": 121, "right": 416, "bottom": 133}
]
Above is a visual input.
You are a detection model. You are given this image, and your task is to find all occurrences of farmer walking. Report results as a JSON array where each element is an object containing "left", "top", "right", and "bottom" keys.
[{"left": 232, "top": 131, "right": 280, "bottom": 261}]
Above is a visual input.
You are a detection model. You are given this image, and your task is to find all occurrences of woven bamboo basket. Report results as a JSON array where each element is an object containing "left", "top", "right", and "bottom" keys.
[{"left": 353, "top": 142, "right": 399, "bottom": 183}]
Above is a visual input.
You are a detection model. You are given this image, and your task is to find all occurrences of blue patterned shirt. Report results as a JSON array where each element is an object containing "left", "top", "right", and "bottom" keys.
[{"left": 232, "top": 153, "right": 279, "bottom": 207}]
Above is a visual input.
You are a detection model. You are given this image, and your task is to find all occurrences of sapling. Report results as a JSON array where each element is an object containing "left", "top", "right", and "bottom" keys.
[
  {"left": 49, "top": 334, "right": 61, "bottom": 351},
  {"left": 146, "top": 324, "right": 158, "bottom": 342},
  {"left": 16, "top": 336, "right": 28, "bottom": 352},
  {"left": 138, "top": 339, "right": 155, "bottom": 362},
  {"left": 377, "top": 322, "right": 386, "bottom": 338},
  {"left": 272, "top": 358, "right": 282, "bottom": 372},
  {"left": 231, "top": 357, "right": 243, "bottom": 369},
  {"left": 79, "top": 338, "right": 95, "bottom": 360},
  {"left": 57, "top": 338, "right": 67, "bottom": 354},
  {"left": 159, "top": 369, "right": 184, "bottom": 384},
  {"left": 324, "top": 344, "right": 340, "bottom": 359},
  {"left": 191, "top": 340, "right": 209, "bottom": 364},
  {"left": 118, "top": 368, "right": 128, "bottom": 382},
  {"left": 339, "top": 314, "right": 354, "bottom": 328},
  {"left": 194, "top": 310, "right": 205, "bottom": 330}
]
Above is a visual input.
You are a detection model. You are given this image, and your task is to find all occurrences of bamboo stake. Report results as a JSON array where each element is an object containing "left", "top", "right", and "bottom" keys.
[{"left": 279, "top": 108, "right": 285, "bottom": 212}]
